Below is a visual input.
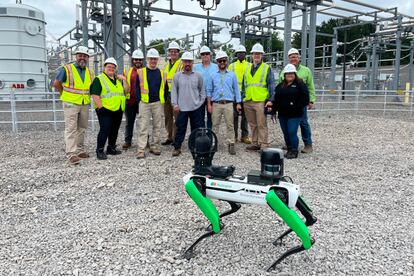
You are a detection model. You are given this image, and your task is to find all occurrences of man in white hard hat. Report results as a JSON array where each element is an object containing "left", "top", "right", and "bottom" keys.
[
  {"left": 206, "top": 50, "right": 242, "bottom": 155},
  {"left": 90, "top": 57, "right": 129, "bottom": 160},
  {"left": 135, "top": 48, "right": 169, "bottom": 159},
  {"left": 122, "top": 48, "right": 144, "bottom": 149},
  {"left": 243, "top": 43, "right": 275, "bottom": 151},
  {"left": 162, "top": 41, "right": 183, "bottom": 146},
  {"left": 228, "top": 44, "right": 251, "bottom": 145},
  {"left": 54, "top": 45, "right": 93, "bottom": 165},
  {"left": 170, "top": 51, "right": 205, "bottom": 157},
  {"left": 194, "top": 45, "right": 218, "bottom": 130},
  {"left": 279, "top": 48, "right": 315, "bottom": 153}
]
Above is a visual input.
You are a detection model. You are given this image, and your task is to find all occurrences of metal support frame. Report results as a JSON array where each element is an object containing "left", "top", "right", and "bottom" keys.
[
  {"left": 393, "top": 16, "right": 402, "bottom": 90},
  {"left": 307, "top": 3, "right": 317, "bottom": 72},
  {"left": 329, "top": 29, "right": 338, "bottom": 89},
  {"left": 301, "top": 6, "right": 308, "bottom": 66},
  {"left": 409, "top": 41, "right": 414, "bottom": 88},
  {"left": 283, "top": 0, "right": 293, "bottom": 64}
]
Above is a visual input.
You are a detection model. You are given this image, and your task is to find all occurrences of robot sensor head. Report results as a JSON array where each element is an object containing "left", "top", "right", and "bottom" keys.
[{"left": 260, "top": 148, "right": 284, "bottom": 180}]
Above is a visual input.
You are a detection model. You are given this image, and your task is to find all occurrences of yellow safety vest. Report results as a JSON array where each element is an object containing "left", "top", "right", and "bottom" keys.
[
  {"left": 243, "top": 62, "right": 270, "bottom": 102},
  {"left": 137, "top": 67, "right": 166, "bottom": 104},
  {"left": 96, "top": 73, "right": 126, "bottom": 111},
  {"left": 123, "top": 67, "right": 139, "bottom": 100},
  {"left": 165, "top": 59, "right": 182, "bottom": 92},
  {"left": 229, "top": 59, "right": 250, "bottom": 91},
  {"left": 61, "top": 63, "right": 92, "bottom": 105}
]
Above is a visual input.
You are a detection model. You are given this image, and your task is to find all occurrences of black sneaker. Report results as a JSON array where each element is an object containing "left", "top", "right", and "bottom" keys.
[
  {"left": 96, "top": 149, "right": 108, "bottom": 160},
  {"left": 161, "top": 139, "right": 173, "bottom": 146},
  {"left": 285, "top": 151, "right": 298, "bottom": 159},
  {"left": 107, "top": 146, "right": 122, "bottom": 155}
]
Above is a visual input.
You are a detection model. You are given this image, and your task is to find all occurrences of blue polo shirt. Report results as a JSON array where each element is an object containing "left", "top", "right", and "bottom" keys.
[
  {"left": 206, "top": 69, "right": 241, "bottom": 103},
  {"left": 55, "top": 62, "right": 87, "bottom": 82},
  {"left": 194, "top": 62, "right": 218, "bottom": 89}
]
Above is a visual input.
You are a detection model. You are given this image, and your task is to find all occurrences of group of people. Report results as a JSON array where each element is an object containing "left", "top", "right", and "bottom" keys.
[{"left": 54, "top": 41, "right": 315, "bottom": 165}]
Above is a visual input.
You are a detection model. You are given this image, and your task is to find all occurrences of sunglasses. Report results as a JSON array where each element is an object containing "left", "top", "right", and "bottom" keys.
[
  {"left": 217, "top": 59, "right": 227, "bottom": 64},
  {"left": 132, "top": 59, "right": 143, "bottom": 62},
  {"left": 201, "top": 53, "right": 210, "bottom": 56}
]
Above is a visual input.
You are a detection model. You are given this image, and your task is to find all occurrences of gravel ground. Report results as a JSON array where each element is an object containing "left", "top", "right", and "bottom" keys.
[{"left": 1, "top": 113, "right": 413, "bottom": 275}]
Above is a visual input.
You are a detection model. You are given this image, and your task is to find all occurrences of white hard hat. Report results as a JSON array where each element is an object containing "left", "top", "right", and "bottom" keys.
[
  {"left": 251, "top": 43, "right": 264, "bottom": 54},
  {"left": 147, "top": 48, "right": 160, "bottom": 58},
  {"left": 181, "top": 51, "right": 194, "bottom": 61},
  {"left": 215, "top": 50, "right": 228, "bottom": 60},
  {"left": 288, "top": 48, "right": 300, "bottom": 56},
  {"left": 283, "top": 64, "right": 297, "bottom": 74},
  {"left": 75, "top": 46, "right": 89, "bottom": 56},
  {"left": 168, "top": 41, "right": 180, "bottom": 51},
  {"left": 200, "top": 45, "right": 211, "bottom": 54},
  {"left": 235, "top": 45, "right": 247, "bottom": 53},
  {"left": 104, "top": 57, "right": 117, "bottom": 67},
  {"left": 132, "top": 49, "right": 144, "bottom": 59}
]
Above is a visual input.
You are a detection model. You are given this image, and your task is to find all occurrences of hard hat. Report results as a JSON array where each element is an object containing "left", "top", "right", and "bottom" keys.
[
  {"left": 215, "top": 50, "right": 228, "bottom": 60},
  {"left": 251, "top": 43, "right": 264, "bottom": 54},
  {"left": 167, "top": 41, "right": 180, "bottom": 51},
  {"left": 132, "top": 49, "right": 144, "bottom": 59},
  {"left": 235, "top": 45, "right": 247, "bottom": 53},
  {"left": 283, "top": 64, "right": 297, "bottom": 74},
  {"left": 181, "top": 51, "right": 194, "bottom": 61},
  {"left": 147, "top": 48, "right": 160, "bottom": 58},
  {"left": 200, "top": 45, "right": 211, "bottom": 54},
  {"left": 75, "top": 46, "right": 89, "bottom": 56},
  {"left": 288, "top": 48, "right": 300, "bottom": 56},
  {"left": 104, "top": 57, "right": 117, "bottom": 67}
]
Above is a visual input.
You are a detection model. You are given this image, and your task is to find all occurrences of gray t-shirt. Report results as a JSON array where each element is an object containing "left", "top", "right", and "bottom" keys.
[{"left": 171, "top": 71, "right": 205, "bottom": 112}]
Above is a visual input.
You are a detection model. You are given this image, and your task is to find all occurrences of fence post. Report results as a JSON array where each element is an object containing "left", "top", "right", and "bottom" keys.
[
  {"left": 90, "top": 101, "right": 95, "bottom": 132},
  {"left": 51, "top": 91, "right": 57, "bottom": 131},
  {"left": 410, "top": 90, "right": 413, "bottom": 117},
  {"left": 337, "top": 89, "right": 341, "bottom": 114},
  {"left": 320, "top": 90, "right": 325, "bottom": 112},
  {"left": 383, "top": 90, "right": 387, "bottom": 117},
  {"left": 10, "top": 89, "right": 17, "bottom": 132},
  {"left": 355, "top": 89, "right": 359, "bottom": 114}
]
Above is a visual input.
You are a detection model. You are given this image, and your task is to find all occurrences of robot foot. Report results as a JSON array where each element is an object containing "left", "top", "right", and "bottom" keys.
[
  {"left": 182, "top": 231, "right": 216, "bottom": 260},
  {"left": 273, "top": 228, "right": 293, "bottom": 246}
]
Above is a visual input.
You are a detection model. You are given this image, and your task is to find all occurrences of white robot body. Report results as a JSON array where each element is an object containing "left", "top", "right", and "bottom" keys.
[{"left": 183, "top": 172, "right": 300, "bottom": 208}]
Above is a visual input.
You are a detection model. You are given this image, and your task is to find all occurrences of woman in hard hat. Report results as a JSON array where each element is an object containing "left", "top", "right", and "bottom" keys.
[
  {"left": 90, "top": 57, "right": 129, "bottom": 160},
  {"left": 271, "top": 64, "right": 309, "bottom": 159}
]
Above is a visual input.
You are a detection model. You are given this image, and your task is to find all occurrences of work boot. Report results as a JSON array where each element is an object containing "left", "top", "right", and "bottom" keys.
[
  {"left": 228, "top": 144, "right": 236, "bottom": 155},
  {"left": 286, "top": 150, "right": 298, "bottom": 159},
  {"left": 149, "top": 148, "right": 161, "bottom": 156},
  {"left": 96, "top": 149, "right": 107, "bottom": 160},
  {"left": 122, "top": 142, "right": 132, "bottom": 150},
  {"left": 107, "top": 145, "right": 122, "bottom": 155},
  {"left": 246, "top": 144, "right": 260, "bottom": 151},
  {"left": 301, "top": 145, "right": 313, "bottom": 154},
  {"left": 77, "top": 152, "right": 90, "bottom": 159},
  {"left": 282, "top": 145, "right": 288, "bottom": 150},
  {"left": 69, "top": 155, "right": 81, "bottom": 165},
  {"left": 161, "top": 139, "right": 173, "bottom": 146},
  {"left": 240, "top": 136, "right": 252, "bottom": 144},
  {"left": 172, "top": 148, "right": 181, "bottom": 157},
  {"left": 136, "top": 151, "right": 145, "bottom": 159}
]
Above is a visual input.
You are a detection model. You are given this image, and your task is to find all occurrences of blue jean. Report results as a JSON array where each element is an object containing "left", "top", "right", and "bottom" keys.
[
  {"left": 124, "top": 101, "right": 139, "bottom": 144},
  {"left": 279, "top": 116, "right": 302, "bottom": 152},
  {"left": 173, "top": 105, "right": 205, "bottom": 150},
  {"left": 300, "top": 107, "right": 312, "bottom": 146}
]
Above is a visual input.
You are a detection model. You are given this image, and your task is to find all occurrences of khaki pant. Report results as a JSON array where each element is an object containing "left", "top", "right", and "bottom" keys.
[
  {"left": 164, "top": 97, "right": 176, "bottom": 141},
  {"left": 63, "top": 102, "right": 89, "bottom": 158},
  {"left": 244, "top": 101, "right": 268, "bottom": 148},
  {"left": 137, "top": 101, "right": 163, "bottom": 152},
  {"left": 212, "top": 102, "right": 235, "bottom": 145}
]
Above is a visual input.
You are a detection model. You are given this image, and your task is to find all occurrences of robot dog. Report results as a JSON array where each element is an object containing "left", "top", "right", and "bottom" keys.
[{"left": 182, "top": 128, "right": 317, "bottom": 271}]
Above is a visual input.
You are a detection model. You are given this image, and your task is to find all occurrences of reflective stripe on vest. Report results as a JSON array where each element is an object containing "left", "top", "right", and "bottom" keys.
[
  {"left": 137, "top": 68, "right": 166, "bottom": 104},
  {"left": 165, "top": 59, "right": 182, "bottom": 91},
  {"left": 243, "top": 62, "right": 269, "bottom": 102},
  {"left": 61, "top": 64, "right": 92, "bottom": 105},
  {"left": 96, "top": 74, "right": 126, "bottom": 111}
]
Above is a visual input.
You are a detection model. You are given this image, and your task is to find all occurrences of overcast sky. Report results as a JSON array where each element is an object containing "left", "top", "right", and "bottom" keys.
[{"left": 4, "top": 0, "right": 414, "bottom": 50}]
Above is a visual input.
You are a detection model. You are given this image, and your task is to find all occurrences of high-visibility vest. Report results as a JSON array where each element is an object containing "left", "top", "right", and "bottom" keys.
[
  {"left": 229, "top": 59, "right": 250, "bottom": 91},
  {"left": 243, "top": 62, "right": 270, "bottom": 102},
  {"left": 61, "top": 63, "right": 92, "bottom": 105},
  {"left": 165, "top": 59, "right": 182, "bottom": 92},
  {"left": 137, "top": 67, "right": 166, "bottom": 104},
  {"left": 96, "top": 73, "right": 126, "bottom": 111},
  {"left": 123, "top": 67, "right": 139, "bottom": 100}
]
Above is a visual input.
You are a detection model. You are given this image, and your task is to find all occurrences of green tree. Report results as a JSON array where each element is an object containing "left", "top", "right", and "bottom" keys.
[{"left": 148, "top": 38, "right": 178, "bottom": 55}]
